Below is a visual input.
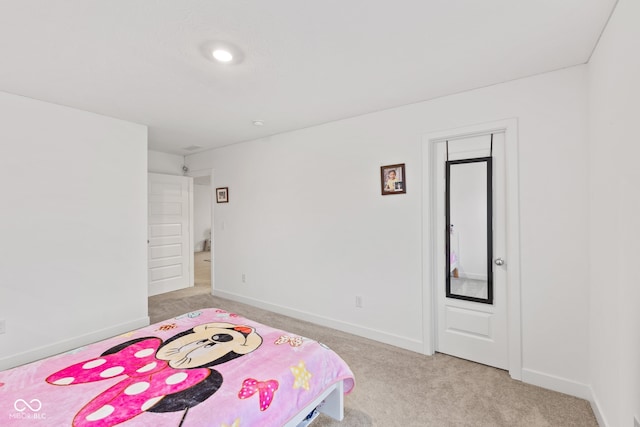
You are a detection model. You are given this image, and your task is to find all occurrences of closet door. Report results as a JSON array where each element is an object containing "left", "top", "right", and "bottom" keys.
[
  {"left": 435, "top": 133, "right": 508, "bottom": 369},
  {"left": 148, "top": 173, "right": 193, "bottom": 296}
]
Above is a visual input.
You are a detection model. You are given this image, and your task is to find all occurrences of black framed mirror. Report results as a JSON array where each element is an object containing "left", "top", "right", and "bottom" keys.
[{"left": 445, "top": 156, "right": 493, "bottom": 304}]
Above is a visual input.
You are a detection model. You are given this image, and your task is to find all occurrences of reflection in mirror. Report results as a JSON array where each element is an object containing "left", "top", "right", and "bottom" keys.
[{"left": 446, "top": 157, "right": 493, "bottom": 304}]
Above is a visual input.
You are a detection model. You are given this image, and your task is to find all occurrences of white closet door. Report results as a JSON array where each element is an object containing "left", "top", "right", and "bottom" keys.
[
  {"left": 148, "top": 173, "right": 193, "bottom": 296},
  {"left": 436, "top": 133, "right": 508, "bottom": 369}
]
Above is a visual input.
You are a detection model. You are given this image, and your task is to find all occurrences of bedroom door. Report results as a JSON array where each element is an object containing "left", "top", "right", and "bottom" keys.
[
  {"left": 435, "top": 132, "right": 508, "bottom": 369},
  {"left": 148, "top": 173, "right": 194, "bottom": 296}
]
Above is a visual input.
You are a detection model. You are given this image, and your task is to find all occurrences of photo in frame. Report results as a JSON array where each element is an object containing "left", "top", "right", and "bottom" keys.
[
  {"left": 216, "top": 187, "right": 229, "bottom": 203},
  {"left": 380, "top": 164, "right": 406, "bottom": 195}
]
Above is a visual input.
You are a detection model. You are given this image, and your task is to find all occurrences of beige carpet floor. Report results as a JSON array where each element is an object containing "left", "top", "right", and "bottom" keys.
[
  {"left": 148, "top": 253, "right": 598, "bottom": 427},
  {"left": 194, "top": 250, "right": 212, "bottom": 288}
]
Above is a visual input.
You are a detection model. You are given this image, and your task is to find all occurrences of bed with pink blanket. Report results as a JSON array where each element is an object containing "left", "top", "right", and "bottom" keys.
[{"left": 0, "top": 308, "right": 355, "bottom": 426}]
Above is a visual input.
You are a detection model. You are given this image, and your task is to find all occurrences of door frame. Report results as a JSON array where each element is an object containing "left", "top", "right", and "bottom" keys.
[
  {"left": 187, "top": 167, "right": 216, "bottom": 295},
  {"left": 421, "top": 118, "right": 522, "bottom": 380}
]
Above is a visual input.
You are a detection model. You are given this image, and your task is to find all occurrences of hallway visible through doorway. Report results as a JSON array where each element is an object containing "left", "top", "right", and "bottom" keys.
[{"left": 194, "top": 250, "right": 211, "bottom": 290}]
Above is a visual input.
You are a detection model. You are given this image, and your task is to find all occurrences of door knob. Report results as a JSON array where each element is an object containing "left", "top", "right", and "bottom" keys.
[{"left": 494, "top": 258, "right": 504, "bottom": 266}]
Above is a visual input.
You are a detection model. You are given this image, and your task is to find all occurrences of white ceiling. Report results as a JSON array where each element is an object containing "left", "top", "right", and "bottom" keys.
[{"left": 0, "top": 1, "right": 616, "bottom": 155}]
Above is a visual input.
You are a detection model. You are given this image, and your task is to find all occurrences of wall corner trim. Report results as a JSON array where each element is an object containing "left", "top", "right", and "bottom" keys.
[
  {"left": 588, "top": 386, "right": 610, "bottom": 427},
  {"left": 521, "top": 368, "right": 591, "bottom": 400},
  {"left": 522, "top": 370, "right": 607, "bottom": 425}
]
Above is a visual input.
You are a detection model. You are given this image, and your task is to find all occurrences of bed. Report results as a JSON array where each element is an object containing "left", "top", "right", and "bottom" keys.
[{"left": 0, "top": 308, "right": 355, "bottom": 426}]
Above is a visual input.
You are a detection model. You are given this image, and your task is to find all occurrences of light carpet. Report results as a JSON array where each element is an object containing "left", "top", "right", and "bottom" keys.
[{"left": 150, "top": 256, "right": 597, "bottom": 426}]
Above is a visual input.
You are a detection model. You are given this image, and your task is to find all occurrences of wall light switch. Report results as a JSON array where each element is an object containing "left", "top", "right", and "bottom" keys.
[
  {"left": 355, "top": 296, "right": 363, "bottom": 308},
  {"left": 0, "top": 319, "right": 5, "bottom": 334}
]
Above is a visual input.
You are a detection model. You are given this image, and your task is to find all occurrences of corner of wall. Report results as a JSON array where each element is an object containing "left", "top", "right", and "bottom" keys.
[
  {"left": 588, "top": 385, "right": 610, "bottom": 427},
  {"left": 147, "top": 149, "right": 186, "bottom": 175}
]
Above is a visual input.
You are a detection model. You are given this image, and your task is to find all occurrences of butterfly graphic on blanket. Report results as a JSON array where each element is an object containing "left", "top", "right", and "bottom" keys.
[
  {"left": 274, "top": 335, "right": 303, "bottom": 347},
  {"left": 46, "top": 322, "right": 262, "bottom": 427}
]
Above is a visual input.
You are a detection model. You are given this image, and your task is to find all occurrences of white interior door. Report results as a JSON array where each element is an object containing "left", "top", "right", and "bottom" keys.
[
  {"left": 148, "top": 173, "right": 193, "bottom": 296},
  {"left": 435, "top": 133, "right": 508, "bottom": 369}
]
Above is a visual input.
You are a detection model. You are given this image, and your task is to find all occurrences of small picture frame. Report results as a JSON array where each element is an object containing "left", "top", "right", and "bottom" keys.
[
  {"left": 216, "top": 187, "right": 229, "bottom": 203},
  {"left": 380, "top": 164, "right": 406, "bottom": 195}
]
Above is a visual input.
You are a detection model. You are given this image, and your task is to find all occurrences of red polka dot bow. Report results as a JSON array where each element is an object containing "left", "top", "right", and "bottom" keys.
[{"left": 238, "top": 378, "right": 279, "bottom": 411}]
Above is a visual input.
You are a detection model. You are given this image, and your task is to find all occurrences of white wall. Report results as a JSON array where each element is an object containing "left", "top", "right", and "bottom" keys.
[
  {"left": 186, "top": 65, "right": 591, "bottom": 395},
  {"left": 588, "top": 0, "right": 640, "bottom": 425},
  {"left": 194, "top": 183, "right": 212, "bottom": 252},
  {"left": 0, "top": 92, "right": 149, "bottom": 369},
  {"left": 148, "top": 149, "right": 184, "bottom": 175}
]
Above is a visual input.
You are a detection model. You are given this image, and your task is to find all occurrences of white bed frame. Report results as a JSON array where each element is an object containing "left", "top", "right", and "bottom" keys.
[{"left": 283, "top": 380, "right": 345, "bottom": 427}]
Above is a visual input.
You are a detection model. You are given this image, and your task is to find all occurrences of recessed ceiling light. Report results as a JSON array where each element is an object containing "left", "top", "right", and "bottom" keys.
[
  {"left": 212, "top": 49, "right": 233, "bottom": 63},
  {"left": 200, "top": 41, "right": 244, "bottom": 65},
  {"left": 252, "top": 120, "right": 264, "bottom": 126}
]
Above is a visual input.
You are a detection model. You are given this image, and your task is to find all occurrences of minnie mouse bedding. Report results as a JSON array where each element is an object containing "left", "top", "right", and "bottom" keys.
[{"left": 0, "top": 308, "right": 355, "bottom": 426}]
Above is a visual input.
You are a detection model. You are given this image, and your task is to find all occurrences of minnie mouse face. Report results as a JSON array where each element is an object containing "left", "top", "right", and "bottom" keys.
[
  {"left": 46, "top": 321, "right": 264, "bottom": 425},
  {"left": 156, "top": 322, "right": 262, "bottom": 369}
]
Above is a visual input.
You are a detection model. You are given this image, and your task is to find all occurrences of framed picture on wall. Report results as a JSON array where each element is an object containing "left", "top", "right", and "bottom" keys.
[
  {"left": 380, "top": 164, "right": 406, "bottom": 195},
  {"left": 216, "top": 187, "right": 229, "bottom": 203}
]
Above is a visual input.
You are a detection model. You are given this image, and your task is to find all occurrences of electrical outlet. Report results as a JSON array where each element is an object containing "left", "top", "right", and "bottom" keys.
[
  {"left": 634, "top": 416, "right": 639, "bottom": 427},
  {"left": 0, "top": 319, "right": 6, "bottom": 334},
  {"left": 241, "top": 273, "right": 246, "bottom": 283},
  {"left": 355, "top": 296, "right": 362, "bottom": 308}
]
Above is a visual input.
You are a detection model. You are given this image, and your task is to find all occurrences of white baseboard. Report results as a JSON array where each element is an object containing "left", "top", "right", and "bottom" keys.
[
  {"left": 214, "top": 290, "right": 424, "bottom": 353},
  {"left": 588, "top": 387, "right": 609, "bottom": 427},
  {"left": 0, "top": 316, "right": 150, "bottom": 371},
  {"left": 523, "top": 369, "right": 611, "bottom": 426},
  {"left": 521, "top": 368, "right": 591, "bottom": 400}
]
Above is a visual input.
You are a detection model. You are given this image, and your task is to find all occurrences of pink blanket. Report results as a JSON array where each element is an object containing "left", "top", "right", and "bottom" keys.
[{"left": 0, "top": 308, "right": 355, "bottom": 426}]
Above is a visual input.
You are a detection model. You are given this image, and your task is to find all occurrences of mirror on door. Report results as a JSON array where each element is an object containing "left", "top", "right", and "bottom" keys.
[{"left": 445, "top": 157, "right": 493, "bottom": 304}]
